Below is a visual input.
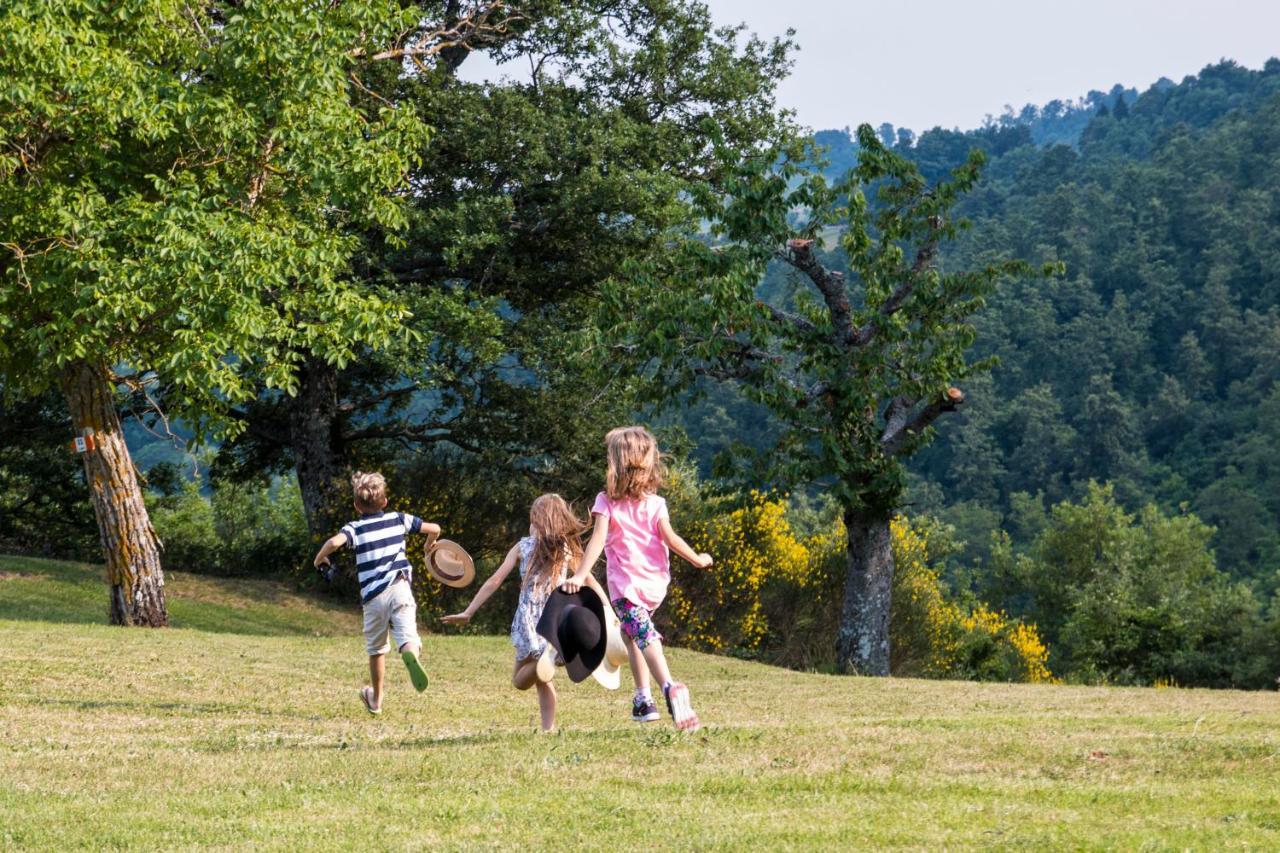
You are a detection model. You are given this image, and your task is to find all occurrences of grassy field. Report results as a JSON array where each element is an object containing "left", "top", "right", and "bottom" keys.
[{"left": 1, "top": 556, "right": 1278, "bottom": 850}]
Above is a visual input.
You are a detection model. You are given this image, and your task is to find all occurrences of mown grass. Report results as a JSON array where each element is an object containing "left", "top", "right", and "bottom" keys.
[{"left": 1, "top": 555, "right": 1278, "bottom": 850}]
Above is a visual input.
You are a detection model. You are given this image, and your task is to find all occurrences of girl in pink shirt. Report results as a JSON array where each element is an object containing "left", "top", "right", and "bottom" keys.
[{"left": 564, "top": 426, "right": 712, "bottom": 731}]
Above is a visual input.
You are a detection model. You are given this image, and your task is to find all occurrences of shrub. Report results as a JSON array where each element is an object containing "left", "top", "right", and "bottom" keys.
[
  {"left": 891, "top": 517, "right": 1052, "bottom": 683},
  {"left": 986, "top": 482, "right": 1271, "bottom": 688},
  {"left": 148, "top": 477, "right": 309, "bottom": 577},
  {"left": 663, "top": 469, "right": 1052, "bottom": 682},
  {"left": 667, "top": 483, "right": 820, "bottom": 655}
]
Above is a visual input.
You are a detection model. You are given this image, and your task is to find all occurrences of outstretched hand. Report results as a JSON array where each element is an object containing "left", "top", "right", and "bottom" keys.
[
  {"left": 695, "top": 553, "right": 714, "bottom": 569},
  {"left": 440, "top": 612, "right": 471, "bottom": 626}
]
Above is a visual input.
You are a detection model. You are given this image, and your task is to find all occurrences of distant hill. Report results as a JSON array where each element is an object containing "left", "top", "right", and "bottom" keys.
[{"left": 678, "top": 59, "right": 1280, "bottom": 592}]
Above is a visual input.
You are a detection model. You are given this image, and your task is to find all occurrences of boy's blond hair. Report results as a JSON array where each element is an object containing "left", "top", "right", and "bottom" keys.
[
  {"left": 604, "top": 426, "right": 665, "bottom": 501},
  {"left": 351, "top": 471, "right": 389, "bottom": 514}
]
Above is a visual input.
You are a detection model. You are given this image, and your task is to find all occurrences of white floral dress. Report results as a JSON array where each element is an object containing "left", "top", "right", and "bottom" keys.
[{"left": 511, "top": 536, "right": 569, "bottom": 661}]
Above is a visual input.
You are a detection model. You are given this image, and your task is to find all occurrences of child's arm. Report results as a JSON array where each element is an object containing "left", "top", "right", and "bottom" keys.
[
  {"left": 563, "top": 515, "right": 608, "bottom": 593},
  {"left": 440, "top": 541, "right": 520, "bottom": 625},
  {"left": 313, "top": 532, "right": 348, "bottom": 568},
  {"left": 658, "top": 517, "right": 713, "bottom": 569},
  {"left": 406, "top": 513, "right": 441, "bottom": 551}
]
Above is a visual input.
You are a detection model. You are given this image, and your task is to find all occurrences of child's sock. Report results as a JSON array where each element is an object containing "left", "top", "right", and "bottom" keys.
[{"left": 634, "top": 687, "right": 652, "bottom": 704}]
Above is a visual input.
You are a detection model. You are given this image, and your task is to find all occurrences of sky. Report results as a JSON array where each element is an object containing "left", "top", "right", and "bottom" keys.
[
  {"left": 459, "top": 1, "right": 1280, "bottom": 133},
  {"left": 702, "top": 0, "right": 1280, "bottom": 131}
]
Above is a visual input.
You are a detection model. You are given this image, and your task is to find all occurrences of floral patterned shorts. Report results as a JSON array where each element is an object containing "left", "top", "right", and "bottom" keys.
[{"left": 612, "top": 598, "right": 663, "bottom": 650}]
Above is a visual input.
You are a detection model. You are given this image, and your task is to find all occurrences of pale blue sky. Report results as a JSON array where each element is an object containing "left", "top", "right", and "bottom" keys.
[
  {"left": 704, "top": 0, "right": 1280, "bottom": 131},
  {"left": 460, "top": 1, "right": 1280, "bottom": 132}
]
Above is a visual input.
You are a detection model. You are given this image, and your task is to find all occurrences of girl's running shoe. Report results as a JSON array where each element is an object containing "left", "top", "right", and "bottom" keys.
[
  {"left": 631, "top": 696, "right": 660, "bottom": 722},
  {"left": 664, "top": 682, "right": 700, "bottom": 732}
]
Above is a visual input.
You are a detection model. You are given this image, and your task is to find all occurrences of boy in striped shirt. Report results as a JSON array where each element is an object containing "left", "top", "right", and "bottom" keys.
[{"left": 313, "top": 471, "right": 440, "bottom": 715}]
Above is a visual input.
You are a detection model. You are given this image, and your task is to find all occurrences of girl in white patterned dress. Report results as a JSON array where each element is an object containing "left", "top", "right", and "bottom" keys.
[{"left": 442, "top": 494, "right": 605, "bottom": 732}]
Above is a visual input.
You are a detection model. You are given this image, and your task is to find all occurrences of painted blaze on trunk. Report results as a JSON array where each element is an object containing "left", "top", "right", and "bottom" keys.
[{"left": 60, "top": 361, "right": 168, "bottom": 627}]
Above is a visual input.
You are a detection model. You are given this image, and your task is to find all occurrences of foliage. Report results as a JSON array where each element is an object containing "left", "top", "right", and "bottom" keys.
[
  {"left": 657, "top": 469, "right": 1050, "bottom": 683},
  {"left": 147, "top": 478, "right": 309, "bottom": 578},
  {"left": 673, "top": 60, "right": 1280, "bottom": 601},
  {"left": 0, "top": 387, "right": 95, "bottom": 558},
  {"left": 890, "top": 517, "right": 1051, "bottom": 683},
  {"left": 218, "top": 0, "right": 797, "bottom": 538},
  {"left": 665, "top": 482, "right": 824, "bottom": 655},
  {"left": 604, "top": 123, "right": 1050, "bottom": 513},
  {"left": 0, "top": 0, "right": 429, "bottom": 433},
  {"left": 985, "top": 482, "right": 1271, "bottom": 688}
]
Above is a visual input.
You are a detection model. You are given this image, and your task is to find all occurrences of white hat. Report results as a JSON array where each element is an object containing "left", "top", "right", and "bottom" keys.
[{"left": 591, "top": 600, "right": 628, "bottom": 690}]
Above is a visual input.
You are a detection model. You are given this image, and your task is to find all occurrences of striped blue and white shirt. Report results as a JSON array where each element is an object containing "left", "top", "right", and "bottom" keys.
[{"left": 341, "top": 512, "right": 423, "bottom": 603}]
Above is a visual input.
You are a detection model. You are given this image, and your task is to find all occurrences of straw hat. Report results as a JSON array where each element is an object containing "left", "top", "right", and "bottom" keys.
[
  {"left": 425, "top": 539, "right": 475, "bottom": 588},
  {"left": 536, "top": 586, "right": 608, "bottom": 683},
  {"left": 591, "top": 601, "right": 628, "bottom": 690}
]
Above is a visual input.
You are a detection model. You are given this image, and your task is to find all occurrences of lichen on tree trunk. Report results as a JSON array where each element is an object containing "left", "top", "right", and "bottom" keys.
[
  {"left": 60, "top": 360, "right": 168, "bottom": 627},
  {"left": 836, "top": 509, "right": 893, "bottom": 675}
]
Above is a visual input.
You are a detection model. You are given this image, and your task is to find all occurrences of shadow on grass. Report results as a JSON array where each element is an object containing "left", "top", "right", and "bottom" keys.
[{"left": 0, "top": 554, "right": 351, "bottom": 637}]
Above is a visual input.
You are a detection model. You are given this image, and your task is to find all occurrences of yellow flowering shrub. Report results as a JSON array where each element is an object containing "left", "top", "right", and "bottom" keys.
[
  {"left": 889, "top": 516, "right": 966, "bottom": 677},
  {"left": 661, "top": 468, "right": 1052, "bottom": 680},
  {"left": 668, "top": 489, "right": 820, "bottom": 653},
  {"left": 889, "top": 516, "right": 1052, "bottom": 682}
]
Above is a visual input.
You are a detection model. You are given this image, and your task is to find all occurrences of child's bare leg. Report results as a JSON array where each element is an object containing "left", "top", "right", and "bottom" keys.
[
  {"left": 535, "top": 680, "right": 557, "bottom": 732},
  {"left": 369, "top": 653, "right": 386, "bottom": 705},
  {"left": 624, "top": 634, "right": 649, "bottom": 691},
  {"left": 398, "top": 641, "right": 420, "bottom": 656},
  {"left": 512, "top": 657, "right": 538, "bottom": 691},
  {"left": 639, "top": 638, "right": 673, "bottom": 687}
]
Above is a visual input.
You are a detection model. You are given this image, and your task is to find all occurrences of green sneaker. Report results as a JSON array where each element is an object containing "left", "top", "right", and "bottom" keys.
[{"left": 402, "top": 650, "right": 429, "bottom": 692}]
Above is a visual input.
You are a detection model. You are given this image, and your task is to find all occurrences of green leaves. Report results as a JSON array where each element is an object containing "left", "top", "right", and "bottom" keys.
[
  {"left": 0, "top": 0, "right": 428, "bottom": 435},
  {"left": 603, "top": 122, "right": 1055, "bottom": 512}
]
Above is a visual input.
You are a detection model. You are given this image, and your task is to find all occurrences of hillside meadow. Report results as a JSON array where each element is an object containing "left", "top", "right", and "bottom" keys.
[{"left": 1, "top": 556, "right": 1277, "bottom": 849}]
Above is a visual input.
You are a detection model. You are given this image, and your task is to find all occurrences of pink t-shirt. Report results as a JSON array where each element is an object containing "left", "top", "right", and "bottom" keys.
[{"left": 591, "top": 491, "right": 670, "bottom": 611}]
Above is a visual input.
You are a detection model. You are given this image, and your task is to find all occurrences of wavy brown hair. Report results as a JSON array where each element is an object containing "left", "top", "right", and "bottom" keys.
[
  {"left": 525, "top": 494, "right": 585, "bottom": 594},
  {"left": 604, "top": 426, "right": 665, "bottom": 501}
]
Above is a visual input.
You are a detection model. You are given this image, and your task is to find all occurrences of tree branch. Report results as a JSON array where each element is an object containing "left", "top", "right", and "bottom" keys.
[
  {"left": 341, "top": 422, "right": 483, "bottom": 454},
  {"left": 881, "top": 386, "right": 964, "bottom": 455},
  {"left": 880, "top": 215, "right": 942, "bottom": 317},
  {"left": 244, "top": 136, "right": 276, "bottom": 210},
  {"left": 759, "top": 300, "right": 817, "bottom": 336},
  {"left": 782, "top": 239, "right": 854, "bottom": 349},
  {"left": 351, "top": 3, "right": 524, "bottom": 64},
  {"left": 337, "top": 384, "right": 419, "bottom": 414}
]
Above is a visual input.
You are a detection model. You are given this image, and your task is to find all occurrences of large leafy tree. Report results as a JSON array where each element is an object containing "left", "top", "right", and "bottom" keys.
[
  {"left": 0, "top": 0, "right": 493, "bottom": 623},
  {"left": 219, "top": 1, "right": 796, "bottom": 542},
  {"left": 600, "top": 125, "right": 1054, "bottom": 674}
]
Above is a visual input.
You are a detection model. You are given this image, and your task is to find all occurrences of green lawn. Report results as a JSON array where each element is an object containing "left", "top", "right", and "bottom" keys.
[{"left": 1, "top": 556, "right": 1277, "bottom": 849}]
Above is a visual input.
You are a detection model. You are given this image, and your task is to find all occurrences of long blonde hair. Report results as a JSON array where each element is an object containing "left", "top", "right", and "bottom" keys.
[
  {"left": 604, "top": 426, "right": 665, "bottom": 501},
  {"left": 525, "top": 494, "right": 585, "bottom": 594}
]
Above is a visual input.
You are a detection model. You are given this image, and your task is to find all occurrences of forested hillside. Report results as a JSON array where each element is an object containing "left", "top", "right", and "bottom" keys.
[
  {"left": 6, "top": 52, "right": 1278, "bottom": 686},
  {"left": 684, "top": 60, "right": 1280, "bottom": 599}
]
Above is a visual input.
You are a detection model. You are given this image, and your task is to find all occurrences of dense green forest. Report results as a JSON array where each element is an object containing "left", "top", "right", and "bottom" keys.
[
  {"left": 684, "top": 60, "right": 1280, "bottom": 594},
  {"left": 5, "top": 55, "right": 1278, "bottom": 686}
]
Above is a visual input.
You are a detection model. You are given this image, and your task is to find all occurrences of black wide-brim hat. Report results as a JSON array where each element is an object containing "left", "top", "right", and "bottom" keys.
[{"left": 536, "top": 586, "right": 608, "bottom": 683}]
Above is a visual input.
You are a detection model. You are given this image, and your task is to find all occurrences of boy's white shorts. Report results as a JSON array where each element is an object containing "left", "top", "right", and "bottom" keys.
[{"left": 362, "top": 578, "right": 420, "bottom": 656}]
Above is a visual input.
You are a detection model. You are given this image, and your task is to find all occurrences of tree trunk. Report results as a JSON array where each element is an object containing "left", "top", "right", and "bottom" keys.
[
  {"left": 60, "top": 361, "right": 168, "bottom": 627},
  {"left": 836, "top": 509, "right": 893, "bottom": 675},
  {"left": 288, "top": 356, "right": 348, "bottom": 540}
]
